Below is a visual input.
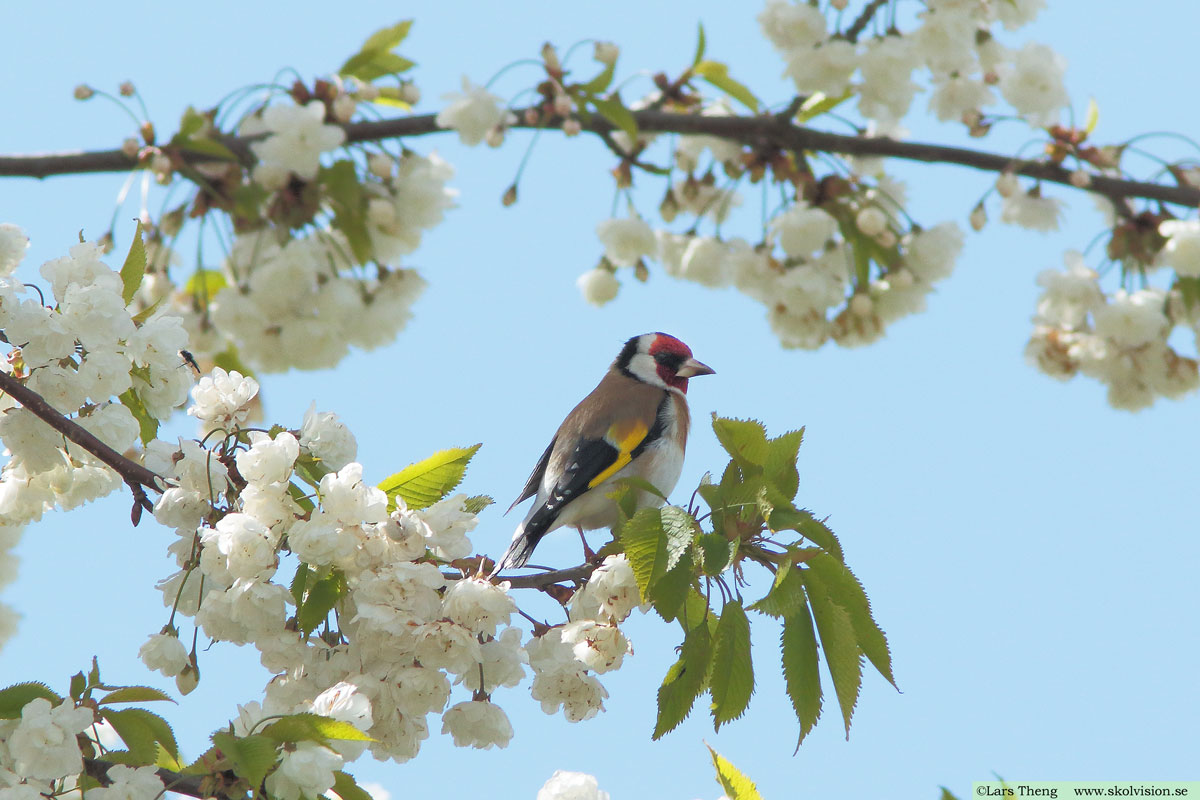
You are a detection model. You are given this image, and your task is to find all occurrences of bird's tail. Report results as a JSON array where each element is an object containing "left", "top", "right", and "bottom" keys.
[{"left": 492, "top": 524, "right": 541, "bottom": 574}]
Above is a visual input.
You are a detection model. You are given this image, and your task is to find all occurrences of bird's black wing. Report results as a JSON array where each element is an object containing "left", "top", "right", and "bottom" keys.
[{"left": 507, "top": 437, "right": 556, "bottom": 514}]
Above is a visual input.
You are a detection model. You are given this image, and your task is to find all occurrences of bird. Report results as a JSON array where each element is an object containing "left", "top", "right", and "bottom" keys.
[{"left": 495, "top": 332, "right": 714, "bottom": 572}]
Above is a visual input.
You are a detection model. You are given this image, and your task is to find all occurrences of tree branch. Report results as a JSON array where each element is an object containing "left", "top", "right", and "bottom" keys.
[
  {"left": 3, "top": 108, "right": 1197, "bottom": 208},
  {"left": 85, "top": 757, "right": 236, "bottom": 800},
  {"left": 0, "top": 371, "right": 164, "bottom": 519},
  {"left": 843, "top": 0, "right": 891, "bottom": 44}
]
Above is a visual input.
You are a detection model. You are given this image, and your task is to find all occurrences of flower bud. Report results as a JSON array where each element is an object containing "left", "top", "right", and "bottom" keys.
[
  {"left": 594, "top": 42, "right": 619, "bottom": 66},
  {"left": 119, "top": 81, "right": 136, "bottom": 97},
  {"left": 969, "top": 202, "right": 987, "bottom": 231},
  {"left": 502, "top": 185, "right": 518, "bottom": 206},
  {"left": 553, "top": 92, "right": 573, "bottom": 117},
  {"left": 399, "top": 82, "right": 420, "bottom": 105},
  {"left": 74, "top": 84, "right": 94, "bottom": 100},
  {"left": 121, "top": 137, "right": 140, "bottom": 158},
  {"left": 562, "top": 119, "right": 582, "bottom": 137}
]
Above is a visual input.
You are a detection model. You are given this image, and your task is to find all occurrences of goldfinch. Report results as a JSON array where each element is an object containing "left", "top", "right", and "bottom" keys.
[{"left": 496, "top": 332, "right": 714, "bottom": 571}]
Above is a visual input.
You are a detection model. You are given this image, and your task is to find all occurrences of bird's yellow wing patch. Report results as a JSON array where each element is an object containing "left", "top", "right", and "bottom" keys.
[{"left": 586, "top": 418, "right": 650, "bottom": 489}]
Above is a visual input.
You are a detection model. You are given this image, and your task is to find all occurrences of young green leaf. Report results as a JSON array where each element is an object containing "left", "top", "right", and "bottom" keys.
[
  {"left": 768, "top": 506, "right": 843, "bottom": 563},
  {"left": 749, "top": 561, "right": 806, "bottom": 618},
  {"left": 692, "top": 60, "right": 760, "bottom": 112},
  {"left": 619, "top": 507, "right": 667, "bottom": 600},
  {"left": 804, "top": 553, "right": 895, "bottom": 687},
  {"left": 695, "top": 532, "right": 737, "bottom": 576},
  {"left": 212, "top": 731, "right": 277, "bottom": 790},
  {"left": 781, "top": 597, "right": 823, "bottom": 747},
  {"left": 796, "top": 89, "right": 853, "bottom": 123},
  {"left": 377, "top": 444, "right": 481, "bottom": 510},
  {"left": 332, "top": 771, "right": 376, "bottom": 800},
  {"left": 339, "top": 21, "right": 416, "bottom": 81},
  {"left": 183, "top": 268, "right": 227, "bottom": 299},
  {"left": 660, "top": 505, "right": 700, "bottom": 571},
  {"left": 320, "top": 161, "right": 372, "bottom": 264},
  {"left": 591, "top": 94, "right": 638, "bottom": 143},
  {"left": 711, "top": 415, "right": 769, "bottom": 472},
  {"left": 99, "top": 686, "right": 175, "bottom": 705},
  {"left": 297, "top": 569, "right": 348, "bottom": 636},
  {"left": 120, "top": 220, "right": 146, "bottom": 305},
  {"left": 649, "top": 550, "right": 696, "bottom": 622},
  {"left": 653, "top": 622, "right": 712, "bottom": 739},
  {"left": 260, "top": 712, "right": 373, "bottom": 744},
  {"left": 764, "top": 428, "right": 804, "bottom": 500},
  {"left": 709, "top": 599, "right": 754, "bottom": 730},
  {"left": 580, "top": 61, "right": 616, "bottom": 95},
  {"left": 707, "top": 745, "right": 764, "bottom": 800},
  {"left": 804, "top": 576, "right": 862, "bottom": 738},
  {"left": 612, "top": 475, "right": 668, "bottom": 501},
  {"left": 692, "top": 21, "right": 707, "bottom": 67},
  {"left": 119, "top": 389, "right": 159, "bottom": 446},
  {"left": 463, "top": 494, "right": 494, "bottom": 514},
  {"left": 102, "top": 708, "right": 173, "bottom": 764},
  {"left": 0, "top": 682, "right": 62, "bottom": 718}
]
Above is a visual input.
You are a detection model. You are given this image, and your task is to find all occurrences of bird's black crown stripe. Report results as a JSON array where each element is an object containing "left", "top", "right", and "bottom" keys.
[{"left": 615, "top": 335, "right": 641, "bottom": 379}]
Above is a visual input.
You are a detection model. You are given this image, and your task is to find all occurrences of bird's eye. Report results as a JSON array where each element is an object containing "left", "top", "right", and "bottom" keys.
[{"left": 654, "top": 352, "right": 684, "bottom": 371}]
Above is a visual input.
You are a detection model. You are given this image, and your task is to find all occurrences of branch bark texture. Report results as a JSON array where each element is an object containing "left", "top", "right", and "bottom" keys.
[{"left": 1, "top": 110, "right": 1197, "bottom": 208}]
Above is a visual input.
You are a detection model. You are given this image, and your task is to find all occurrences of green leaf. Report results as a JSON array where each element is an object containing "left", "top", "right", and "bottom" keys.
[
  {"left": 463, "top": 494, "right": 494, "bottom": 514},
  {"left": 0, "top": 682, "right": 62, "bottom": 718},
  {"left": 119, "top": 388, "right": 159, "bottom": 446},
  {"left": 711, "top": 415, "right": 769, "bottom": 473},
  {"left": 99, "top": 686, "right": 175, "bottom": 705},
  {"left": 176, "top": 137, "right": 237, "bottom": 161},
  {"left": 692, "top": 60, "right": 759, "bottom": 112},
  {"left": 297, "top": 569, "right": 347, "bottom": 636},
  {"left": 591, "top": 94, "right": 638, "bottom": 144},
  {"left": 373, "top": 86, "right": 413, "bottom": 109},
  {"left": 260, "top": 712, "right": 373, "bottom": 744},
  {"left": 580, "top": 61, "right": 616, "bottom": 95},
  {"left": 768, "top": 506, "right": 844, "bottom": 563},
  {"left": 619, "top": 507, "right": 666, "bottom": 601},
  {"left": 805, "top": 553, "right": 895, "bottom": 688},
  {"left": 184, "top": 268, "right": 227, "bottom": 298},
  {"left": 212, "top": 731, "right": 277, "bottom": 789},
  {"left": 1084, "top": 97, "right": 1099, "bottom": 136},
  {"left": 782, "top": 596, "right": 823, "bottom": 747},
  {"left": 764, "top": 428, "right": 804, "bottom": 500},
  {"left": 332, "top": 771, "right": 375, "bottom": 800},
  {"left": 749, "top": 561, "right": 806, "bottom": 618},
  {"left": 120, "top": 220, "right": 147, "bottom": 305},
  {"left": 1176, "top": 276, "right": 1200, "bottom": 310},
  {"left": 70, "top": 671, "right": 86, "bottom": 702},
  {"left": 696, "top": 532, "right": 736, "bottom": 576},
  {"left": 320, "top": 161, "right": 372, "bottom": 264},
  {"left": 102, "top": 708, "right": 178, "bottom": 764},
  {"left": 939, "top": 788, "right": 963, "bottom": 800},
  {"left": 707, "top": 745, "right": 764, "bottom": 800},
  {"left": 692, "top": 22, "right": 707, "bottom": 68},
  {"left": 653, "top": 621, "right": 712, "bottom": 739},
  {"left": 804, "top": 573, "right": 862, "bottom": 738},
  {"left": 660, "top": 505, "right": 700, "bottom": 571},
  {"left": 612, "top": 475, "right": 668, "bottom": 501},
  {"left": 650, "top": 550, "right": 696, "bottom": 622},
  {"left": 290, "top": 562, "right": 311, "bottom": 607},
  {"left": 339, "top": 21, "right": 416, "bottom": 81},
  {"left": 709, "top": 599, "right": 754, "bottom": 730},
  {"left": 796, "top": 89, "right": 853, "bottom": 124},
  {"left": 378, "top": 444, "right": 481, "bottom": 510}
]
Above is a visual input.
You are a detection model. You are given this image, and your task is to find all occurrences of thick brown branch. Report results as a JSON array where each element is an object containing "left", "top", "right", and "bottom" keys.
[
  {"left": 85, "top": 757, "right": 238, "bottom": 800},
  {"left": 0, "top": 371, "right": 165, "bottom": 503},
  {"left": 3, "top": 109, "right": 1198, "bottom": 209}
]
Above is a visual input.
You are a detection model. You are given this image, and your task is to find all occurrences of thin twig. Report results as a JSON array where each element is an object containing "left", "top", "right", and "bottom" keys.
[{"left": 843, "top": 0, "right": 890, "bottom": 43}]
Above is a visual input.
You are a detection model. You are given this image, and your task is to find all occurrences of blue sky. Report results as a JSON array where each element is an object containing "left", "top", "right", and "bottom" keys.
[{"left": 2, "top": 1, "right": 1199, "bottom": 799}]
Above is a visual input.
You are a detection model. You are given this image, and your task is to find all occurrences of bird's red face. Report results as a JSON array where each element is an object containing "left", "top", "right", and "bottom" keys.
[{"left": 646, "top": 333, "right": 715, "bottom": 393}]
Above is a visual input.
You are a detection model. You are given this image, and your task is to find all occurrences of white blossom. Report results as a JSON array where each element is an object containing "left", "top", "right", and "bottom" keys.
[
  {"left": 82, "top": 764, "right": 163, "bottom": 800},
  {"left": 236, "top": 431, "right": 299, "bottom": 486},
  {"left": 250, "top": 101, "right": 345, "bottom": 182},
  {"left": 6, "top": 698, "right": 94, "bottom": 780},
  {"left": 1093, "top": 290, "right": 1168, "bottom": 348},
  {"left": 595, "top": 217, "right": 656, "bottom": 267},
  {"left": 264, "top": 742, "right": 342, "bottom": 800},
  {"left": 436, "top": 78, "right": 508, "bottom": 146},
  {"left": 299, "top": 405, "right": 358, "bottom": 472},
  {"left": 770, "top": 203, "right": 837, "bottom": 259},
  {"left": 440, "top": 701, "right": 513, "bottom": 749},
  {"left": 138, "top": 633, "right": 189, "bottom": 677},
  {"left": 999, "top": 43, "right": 1069, "bottom": 128},
  {"left": 0, "top": 223, "right": 29, "bottom": 274},
  {"left": 188, "top": 368, "right": 259, "bottom": 433},
  {"left": 576, "top": 268, "right": 619, "bottom": 307},
  {"left": 441, "top": 577, "right": 515, "bottom": 637},
  {"left": 538, "top": 771, "right": 611, "bottom": 800},
  {"left": 560, "top": 620, "right": 631, "bottom": 673},
  {"left": 1158, "top": 219, "right": 1200, "bottom": 277}
]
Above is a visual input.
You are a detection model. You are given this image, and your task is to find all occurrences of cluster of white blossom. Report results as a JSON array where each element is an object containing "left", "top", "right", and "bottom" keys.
[
  {"left": 0, "top": 225, "right": 193, "bottom": 651},
  {"left": 537, "top": 770, "right": 611, "bottom": 800},
  {"left": 0, "top": 698, "right": 165, "bottom": 800},
  {"left": 759, "top": 0, "right": 1060, "bottom": 130},
  {"left": 1025, "top": 248, "right": 1200, "bottom": 410},
  {"left": 135, "top": 365, "right": 646, "bottom": 790},
  {"left": 582, "top": 204, "right": 964, "bottom": 350},
  {"left": 436, "top": 77, "right": 515, "bottom": 147}
]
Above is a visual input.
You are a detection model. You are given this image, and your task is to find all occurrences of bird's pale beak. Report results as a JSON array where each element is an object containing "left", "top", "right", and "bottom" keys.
[{"left": 677, "top": 358, "right": 715, "bottom": 378}]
